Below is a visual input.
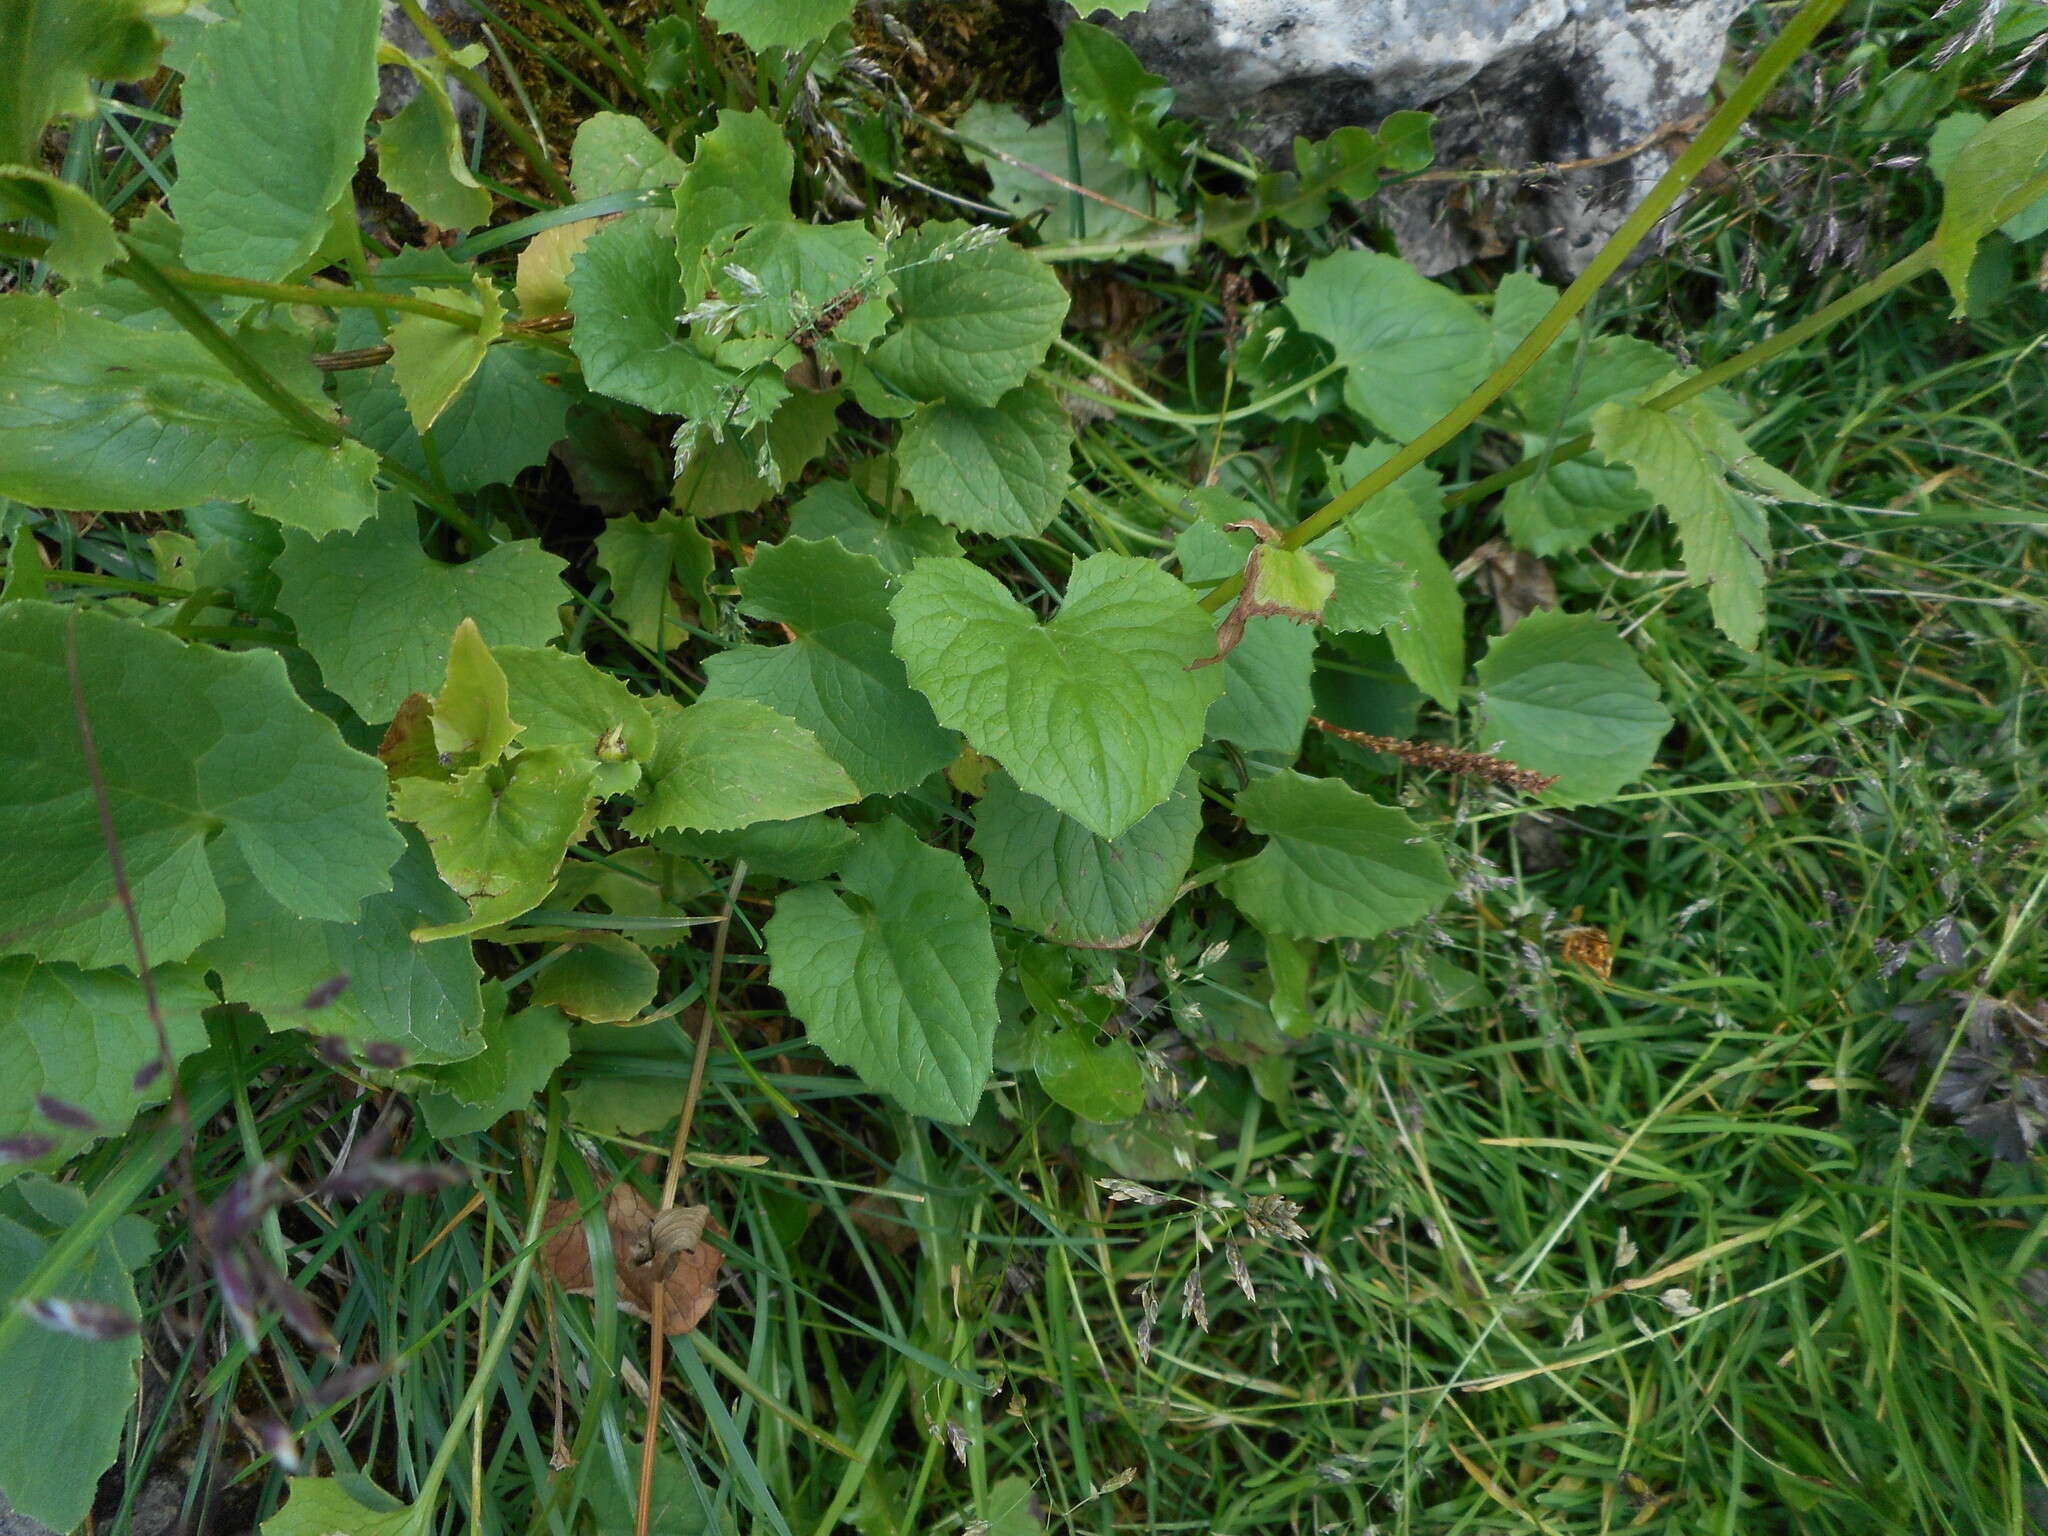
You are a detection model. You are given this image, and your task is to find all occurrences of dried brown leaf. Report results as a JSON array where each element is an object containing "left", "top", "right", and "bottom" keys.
[
  {"left": 543, "top": 1182, "right": 722, "bottom": 1335},
  {"left": 1558, "top": 925, "right": 1613, "bottom": 982},
  {"left": 1470, "top": 538, "right": 1557, "bottom": 630}
]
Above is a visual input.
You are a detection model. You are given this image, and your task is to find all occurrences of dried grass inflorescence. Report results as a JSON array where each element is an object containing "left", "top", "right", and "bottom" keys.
[{"left": 1308, "top": 715, "right": 1559, "bottom": 796}]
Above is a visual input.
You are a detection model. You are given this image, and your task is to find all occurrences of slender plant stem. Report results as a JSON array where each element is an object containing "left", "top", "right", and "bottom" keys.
[
  {"left": 15, "top": 566, "right": 191, "bottom": 599},
  {"left": 0, "top": 1075, "right": 233, "bottom": 1360},
  {"left": 1045, "top": 334, "right": 1346, "bottom": 426},
  {"left": 1197, "top": 0, "right": 1850, "bottom": 612},
  {"left": 165, "top": 270, "right": 478, "bottom": 325},
  {"left": 397, "top": 0, "right": 575, "bottom": 203},
  {"left": 415, "top": 1088, "right": 564, "bottom": 1514},
  {"left": 638, "top": 861, "right": 748, "bottom": 1536}
]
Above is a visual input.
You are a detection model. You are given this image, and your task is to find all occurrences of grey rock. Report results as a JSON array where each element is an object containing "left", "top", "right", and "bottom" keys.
[
  {"left": 0, "top": 1492, "right": 59, "bottom": 1536},
  {"left": 1086, "top": 0, "right": 1746, "bottom": 274},
  {"left": 378, "top": 0, "right": 485, "bottom": 134}
]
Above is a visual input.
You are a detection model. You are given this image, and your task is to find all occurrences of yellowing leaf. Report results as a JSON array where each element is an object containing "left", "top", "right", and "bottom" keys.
[
  {"left": 515, "top": 217, "right": 601, "bottom": 317},
  {"left": 431, "top": 618, "right": 522, "bottom": 765},
  {"left": 388, "top": 275, "right": 505, "bottom": 434},
  {"left": 394, "top": 746, "right": 598, "bottom": 938}
]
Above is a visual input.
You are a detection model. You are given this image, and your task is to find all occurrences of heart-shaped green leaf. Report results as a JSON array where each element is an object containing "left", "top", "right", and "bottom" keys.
[
  {"left": 892, "top": 553, "right": 1221, "bottom": 839},
  {"left": 766, "top": 818, "right": 998, "bottom": 1123}
]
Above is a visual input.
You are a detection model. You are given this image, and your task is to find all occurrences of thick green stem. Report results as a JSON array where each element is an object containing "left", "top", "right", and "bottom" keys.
[
  {"left": 1442, "top": 159, "right": 2048, "bottom": 512},
  {"left": 117, "top": 244, "right": 348, "bottom": 448},
  {"left": 0, "top": 230, "right": 480, "bottom": 326},
  {"left": 154, "top": 269, "right": 479, "bottom": 326},
  {"left": 1198, "top": 0, "right": 1850, "bottom": 611},
  {"left": 1446, "top": 248, "right": 1935, "bottom": 511}
]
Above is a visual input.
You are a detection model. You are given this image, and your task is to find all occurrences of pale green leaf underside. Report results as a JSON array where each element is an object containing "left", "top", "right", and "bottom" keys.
[
  {"left": 1219, "top": 770, "right": 1454, "bottom": 941},
  {"left": 1932, "top": 97, "right": 2048, "bottom": 313},
  {"left": 0, "top": 603, "right": 401, "bottom": 970},
  {"left": 891, "top": 552, "right": 1221, "bottom": 839},
  {"left": 394, "top": 746, "right": 598, "bottom": 936},
  {"left": 376, "top": 64, "right": 492, "bottom": 231},
  {"left": 171, "top": 0, "right": 382, "bottom": 282},
  {"left": 1474, "top": 609, "right": 1672, "bottom": 805},
  {"left": 0, "top": 297, "right": 379, "bottom": 537},
  {"left": 624, "top": 697, "right": 859, "bottom": 835},
  {"left": 972, "top": 770, "right": 1199, "bottom": 946},
  {"left": 1591, "top": 401, "right": 1774, "bottom": 651},
  {"left": 388, "top": 278, "right": 503, "bottom": 435},
  {"left": 274, "top": 497, "right": 569, "bottom": 723},
  {"left": 766, "top": 819, "right": 998, "bottom": 1122}
]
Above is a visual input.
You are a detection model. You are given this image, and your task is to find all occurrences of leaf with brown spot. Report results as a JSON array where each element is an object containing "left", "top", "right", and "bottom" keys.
[
  {"left": 1195, "top": 522, "right": 1334, "bottom": 666},
  {"left": 543, "top": 1183, "right": 722, "bottom": 1335},
  {"left": 377, "top": 693, "right": 442, "bottom": 780}
]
